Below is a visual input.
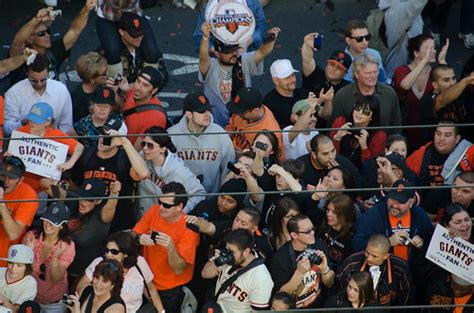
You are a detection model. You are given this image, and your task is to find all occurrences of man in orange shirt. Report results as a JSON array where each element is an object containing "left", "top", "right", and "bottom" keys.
[
  {"left": 122, "top": 66, "right": 167, "bottom": 148},
  {"left": 225, "top": 87, "right": 284, "bottom": 159},
  {"left": 0, "top": 156, "right": 38, "bottom": 266},
  {"left": 132, "top": 182, "right": 199, "bottom": 312}
]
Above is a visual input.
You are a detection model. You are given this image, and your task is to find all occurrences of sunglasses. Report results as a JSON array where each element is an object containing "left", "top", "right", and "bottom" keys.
[
  {"left": 140, "top": 141, "right": 157, "bottom": 150},
  {"left": 29, "top": 78, "right": 48, "bottom": 84},
  {"left": 39, "top": 263, "right": 46, "bottom": 280},
  {"left": 353, "top": 103, "right": 372, "bottom": 116},
  {"left": 351, "top": 34, "right": 371, "bottom": 43},
  {"left": 296, "top": 227, "right": 316, "bottom": 235},
  {"left": 158, "top": 199, "right": 176, "bottom": 209},
  {"left": 104, "top": 248, "right": 121, "bottom": 256},
  {"left": 35, "top": 28, "right": 51, "bottom": 37}
]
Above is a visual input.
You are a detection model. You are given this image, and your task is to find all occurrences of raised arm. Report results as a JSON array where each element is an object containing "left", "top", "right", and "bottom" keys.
[
  {"left": 62, "top": 0, "right": 96, "bottom": 51},
  {"left": 9, "top": 8, "right": 52, "bottom": 56},
  {"left": 301, "top": 33, "right": 317, "bottom": 77},
  {"left": 199, "top": 22, "right": 212, "bottom": 79},
  {"left": 253, "top": 27, "right": 281, "bottom": 65}
]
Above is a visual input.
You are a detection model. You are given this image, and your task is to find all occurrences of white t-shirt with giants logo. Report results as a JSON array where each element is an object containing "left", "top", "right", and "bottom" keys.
[{"left": 216, "top": 260, "right": 273, "bottom": 312}]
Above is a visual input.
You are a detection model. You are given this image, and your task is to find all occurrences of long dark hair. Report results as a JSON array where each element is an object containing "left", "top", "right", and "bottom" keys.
[
  {"left": 145, "top": 126, "right": 177, "bottom": 153},
  {"left": 105, "top": 231, "right": 139, "bottom": 269},
  {"left": 440, "top": 203, "right": 468, "bottom": 227},
  {"left": 34, "top": 222, "right": 72, "bottom": 244},
  {"left": 252, "top": 131, "right": 280, "bottom": 165},
  {"left": 271, "top": 197, "right": 300, "bottom": 241},
  {"left": 349, "top": 272, "right": 375, "bottom": 307},
  {"left": 321, "top": 193, "right": 356, "bottom": 237}
]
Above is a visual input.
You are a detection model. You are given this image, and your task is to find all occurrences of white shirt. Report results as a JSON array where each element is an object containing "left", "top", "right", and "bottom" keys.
[
  {"left": 282, "top": 125, "right": 319, "bottom": 160},
  {"left": 86, "top": 256, "right": 154, "bottom": 313},
  {"left": 216, "top": 262, "right": 273, "bottom": 312},
  {"left": 0, "top": 268, "right": 37, "bottom": 305},
  {"left": 4, "top": 78, "right": 73, "bottom": 136}
]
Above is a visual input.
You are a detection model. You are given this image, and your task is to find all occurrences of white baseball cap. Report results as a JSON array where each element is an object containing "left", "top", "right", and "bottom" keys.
[
  {"left": 0, "top": 244, "right": 34, "bottom": 264},
  {"left": 270, "top": 59, "right": 299, "bottom": 79}
]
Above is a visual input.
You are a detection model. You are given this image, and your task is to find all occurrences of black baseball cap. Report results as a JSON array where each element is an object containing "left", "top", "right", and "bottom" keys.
[
  {"left": 118, "top": 12, "right": 146, "bottom": 38},
  {"left": 214, "top": 39, "right": 240, "bottom": 54},
  {"left": 183, "top": 91, "right": 212, "bottom": 113},
  {"left": 226, "top": 87, "right": 262, "bottom": 115},
  {"left": 387, "top": 179, "right": 415, "bottom": 204},
  {"left": 219, "top": 178, "right": 247, "bottom": 208},
  {"left": 91, "top": 86, "right": 116, "bottom": 106},
  {"left": 328, "top": 50, "right": 352, "bottom": 72},
  {"left": 138, "top": 66, "right": 167, "bottom": 91},
  {"left": 74, "top": 178, "right": 108, "bottom": 199},
  {"left": 41, "top": 202, "right": 71, "bottom": 226},
  {"left": 0, "top": 156, "right": 26, "bottom": 179}
]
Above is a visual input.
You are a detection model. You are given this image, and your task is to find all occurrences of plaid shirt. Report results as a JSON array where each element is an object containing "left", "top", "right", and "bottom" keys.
[{"left": 97, "top": 0, "right": 142, "bottom": 22}]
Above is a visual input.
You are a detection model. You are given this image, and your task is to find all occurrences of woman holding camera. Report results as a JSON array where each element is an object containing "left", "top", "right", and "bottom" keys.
[
  {"left": 76, "top": 232, "right": 164, "bottom": 313},
  {"left": 67, "top": 259, "right": 126, "bottom": 313},
  {"left": 330, "top": 95, "right": 386, "bottom": 168},
  {"left": 22, "top": 202, "right": 75, "bottom": 313}
]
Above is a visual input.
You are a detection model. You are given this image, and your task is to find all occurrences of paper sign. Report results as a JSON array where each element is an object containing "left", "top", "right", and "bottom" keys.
[
  {"left": 206, "top": 0, "right": 255, "bottom": 45},
  {"left": 425, "top": 224, "right": 474, "bottom": 284},
  {"left": 9, "top": 131, "right": 68, "bottom": 180}
]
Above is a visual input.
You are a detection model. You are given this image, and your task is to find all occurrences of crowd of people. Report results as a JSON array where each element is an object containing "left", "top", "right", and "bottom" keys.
[{"left": 0, "top": 0, "right": 473, "bottom": 312}]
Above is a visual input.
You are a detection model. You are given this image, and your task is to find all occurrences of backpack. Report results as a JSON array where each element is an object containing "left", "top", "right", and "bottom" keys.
[{"left": 366, "top": 8, "right": 408, "bottom": 62}]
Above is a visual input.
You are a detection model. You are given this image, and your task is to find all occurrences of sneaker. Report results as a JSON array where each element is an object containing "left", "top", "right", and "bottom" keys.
[{"left": 464, "top": 33, "right": 474, "bottom": 49}]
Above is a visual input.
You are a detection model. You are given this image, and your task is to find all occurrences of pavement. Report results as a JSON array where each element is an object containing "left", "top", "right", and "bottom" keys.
[{"left": 0, "top": 0, "right": 472, "bottom": 117}]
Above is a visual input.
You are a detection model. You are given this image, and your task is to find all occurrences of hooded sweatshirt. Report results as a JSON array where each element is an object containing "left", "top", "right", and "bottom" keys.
[
  {"left": 378, "top": 0, "right": 427, "bottom": 79},
  {"left": 168, "top": 115, "right": 235, "bottom": 193},
  {"left": 137, "top": 152, "right": 206, "bottom": 215}
]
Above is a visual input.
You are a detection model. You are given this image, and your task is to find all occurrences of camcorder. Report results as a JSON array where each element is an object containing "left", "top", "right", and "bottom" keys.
[{"left": 213, "top": 247, "right": 234, "bottom": 267}]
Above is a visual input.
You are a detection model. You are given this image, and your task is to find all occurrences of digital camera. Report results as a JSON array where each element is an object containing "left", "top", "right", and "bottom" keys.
[
  {"left": 300, "top": 248, "right": 322, "bottom": 265},
  {"left": 213, "top": 247, "right": 234, "bottom": 267}
]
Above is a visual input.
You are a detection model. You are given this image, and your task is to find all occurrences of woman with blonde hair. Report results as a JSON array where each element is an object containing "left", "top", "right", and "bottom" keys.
[{"left": 71, "top": 52, "right": 108, "bottom": 122}]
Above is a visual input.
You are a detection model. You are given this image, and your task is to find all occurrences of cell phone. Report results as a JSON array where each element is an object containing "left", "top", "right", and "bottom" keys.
[
  {"left": 314, "top": 34, "right": 323, "bottom": 50},
  {"left": 351, "top": 128, "right": 361, "bottom": 137},
  {"left": 113, "top": 73, "right": 123, "bottom": 85},
  {"left": 186, "top": 222, "right": 200, "bottom": 233},
  {"left": 227, "top": 162, "right": 241, "bottom": 175},
  {"left": 255, "top": 141, "right": 268, "bottom": 151},
  {"left": 99, "top": 127, "right": 111, "bottom": 146},
  {"left": 263, "top": 33, "right": 276, "bottom": 44},
  {"left": 62, "top": 294, "right": 73, "bottom": 306},
  {"left": 49, "top": 10, "right": 62, "bottom": 18},
  {"left": 150, "top": 231, "right": 159, "bottom": 243}
]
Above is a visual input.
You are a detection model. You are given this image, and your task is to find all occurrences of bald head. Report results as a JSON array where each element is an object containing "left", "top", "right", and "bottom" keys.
[{"left": 368, "top": 234, "right": 390, "bottom": 253}]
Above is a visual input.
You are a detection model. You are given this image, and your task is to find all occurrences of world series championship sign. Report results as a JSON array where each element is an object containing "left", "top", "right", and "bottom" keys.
[
  {"left": 206, "top": 0, "right": 255, "bottom": 45},
  {"left": 426, "top": 224, "right": 474, "bottom": 284},
  {"left": 9, "top": 131, "right": 68, "bottom": 180}
]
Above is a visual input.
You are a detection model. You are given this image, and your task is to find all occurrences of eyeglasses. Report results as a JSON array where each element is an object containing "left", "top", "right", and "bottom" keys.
[
  {"left": 353, "top": 103, "right": 372, "bottom": 116},
  {"left": 296, "top": 227, "right": 316, "bottom": 235},
  {"left": 140, "top": 141, "right": 157, "bottom": 150},
  {"left": 351, "top": 34, "right": 371, "bottom": 43},
  {"left": 39, "top": 263, "right": 46, "bottom": 280},
  {"left": 35, "top": 28, "right": 51, "bottom": 37},
  {"left": 158, "top": 199, "right": 176, "bottom": 209},
  {"left": 104, "top": 248, "right": 121, "bottom": 256},
  {"left": 28, "top": 78, "right": 48, "bottom": 84}
]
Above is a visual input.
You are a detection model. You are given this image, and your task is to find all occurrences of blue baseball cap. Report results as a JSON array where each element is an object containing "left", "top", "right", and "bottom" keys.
[{"left": 26, "top": 102, "right": 54, "bottom": 124}]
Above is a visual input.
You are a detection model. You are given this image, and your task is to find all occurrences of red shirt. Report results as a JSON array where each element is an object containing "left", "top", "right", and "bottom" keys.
[{"left": 124, "top": 87, "right": 167, "bottom": 144}]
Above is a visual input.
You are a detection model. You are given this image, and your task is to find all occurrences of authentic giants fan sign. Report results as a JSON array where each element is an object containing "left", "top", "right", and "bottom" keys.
[
  {"left": 9, "top": 131, "right": 68, "bottom": 180},
  {"left": 426, "top": 224, "right": 474, "bottom": 284},
  {"left": 206, "top": 0, "right": 255, "bottom": 45}
]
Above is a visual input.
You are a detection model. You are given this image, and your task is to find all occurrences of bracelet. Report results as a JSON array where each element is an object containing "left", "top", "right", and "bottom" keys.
[{"left": 321, "top": 267, "right": 331, "bottom": 275}]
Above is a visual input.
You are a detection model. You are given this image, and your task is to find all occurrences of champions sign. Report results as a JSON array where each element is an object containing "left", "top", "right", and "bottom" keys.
[
  {"left": 206, "top": 0, "right": 255, "bottom": 45},
  {"left": 426, "top": 224, "right": 474, "bottom": 284},
  {"left": 9, "top": 131, "right": 68, "bottom": 180}
]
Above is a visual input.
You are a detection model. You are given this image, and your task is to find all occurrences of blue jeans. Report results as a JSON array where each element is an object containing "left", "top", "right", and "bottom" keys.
[{"left": 96, "top": 16, "right": 162, "bottom": 65}]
